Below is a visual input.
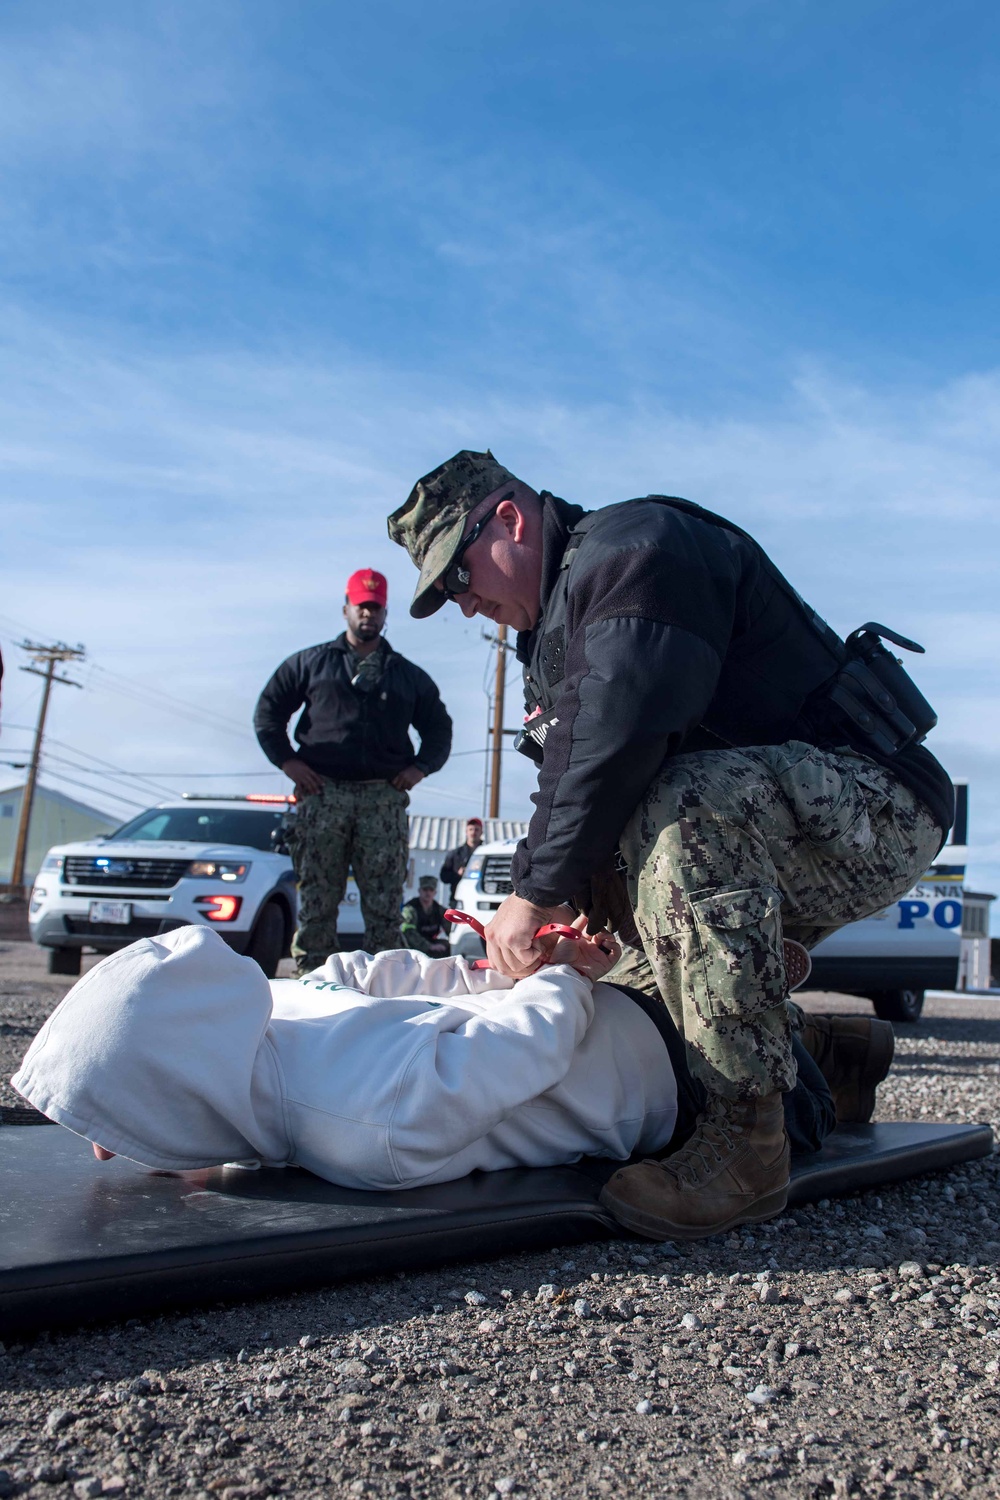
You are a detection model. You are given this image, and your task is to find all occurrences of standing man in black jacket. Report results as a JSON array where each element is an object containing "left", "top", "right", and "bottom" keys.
[
  {"left": 388, "top": 451, "right": 953, "bottom": 1242},
  {"left": 254, "top": 569, "right": 452, "bottom": 973},
  {"left": 440, "top": 817, "right": 484, "bottom": 904}
]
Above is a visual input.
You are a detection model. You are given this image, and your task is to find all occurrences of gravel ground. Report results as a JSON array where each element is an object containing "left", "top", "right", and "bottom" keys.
[{"left": 3, "top": 941, "right": 1000, "bottom": 1499}]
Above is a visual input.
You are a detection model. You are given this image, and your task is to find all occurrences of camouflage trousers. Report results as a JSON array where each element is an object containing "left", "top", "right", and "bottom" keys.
[
  {"left": 616, "top": 741, "right": 944, "bottom": 1101},
  {"left": 287, "top": 778, "right": 409, "bottom": 972}
]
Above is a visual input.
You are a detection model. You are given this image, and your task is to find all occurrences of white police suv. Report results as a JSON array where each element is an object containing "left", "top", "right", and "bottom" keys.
[
  {"left": 450, "top": 837, "right": 971, "bottom": 1023},
  {"left": 29, "top": 795, "right": 300, "bottom": 979},
  {"left": 448, "top": 837, "right": 521, "bottom": 957}
]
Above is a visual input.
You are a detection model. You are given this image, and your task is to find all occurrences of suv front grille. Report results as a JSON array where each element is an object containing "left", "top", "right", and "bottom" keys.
[
  {"left": 64, "top": 856, "right": 189, "bottom": 889},
  {"left": 481, "top": 855, "right": 514, "bottom": 897}
]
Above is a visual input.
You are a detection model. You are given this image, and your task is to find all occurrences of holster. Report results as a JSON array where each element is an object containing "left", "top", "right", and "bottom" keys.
[{"left": 826, "top": 622, "right": 938, "bottom": 757}]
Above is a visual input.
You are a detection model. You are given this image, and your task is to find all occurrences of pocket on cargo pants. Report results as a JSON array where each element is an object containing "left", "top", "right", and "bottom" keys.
[
  {"left": 688, "top": 885, "right": 787, "bottom": 1022},
  {"left": 683, "top": 884, "right": 795, "bottom": 1097}
]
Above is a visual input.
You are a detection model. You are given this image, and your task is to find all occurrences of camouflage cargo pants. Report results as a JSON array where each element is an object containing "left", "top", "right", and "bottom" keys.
[
  {"left": 287, "top": 778, "right": 409, "bottom": 972},
  {"left": 617, "top": 741, "right": 944, "bottom": 1101}
]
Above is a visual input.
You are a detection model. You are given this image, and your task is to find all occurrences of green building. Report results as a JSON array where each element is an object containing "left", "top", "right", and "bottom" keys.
[{"left": 0, "top": 783, "right": 117, "bottom": 886}]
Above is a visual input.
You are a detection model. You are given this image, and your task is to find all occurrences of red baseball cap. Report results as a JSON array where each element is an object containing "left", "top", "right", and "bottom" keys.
[{"left": 346, "top": 569, "right": 388, "bottom": 607}]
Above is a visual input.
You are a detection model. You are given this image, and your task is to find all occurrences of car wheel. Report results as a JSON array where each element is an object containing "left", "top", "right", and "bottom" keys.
[
  {"left": 47, "top": 947, "right": 82, "bottom": 977},
  {"left": 245, "top": 901, "right": 285, "bottom": 979},
  {"left": 871, "top": 988, "right": 925, "bottom": 1024}
]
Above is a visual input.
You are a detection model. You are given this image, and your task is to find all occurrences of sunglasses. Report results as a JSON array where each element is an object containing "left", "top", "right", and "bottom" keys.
[{"left": 439, "top": 492, "right": 514, "bottom": 599}]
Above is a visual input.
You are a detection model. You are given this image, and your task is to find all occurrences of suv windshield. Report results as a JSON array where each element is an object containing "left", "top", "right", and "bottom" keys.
[{"left": 107, "top": 806, "right": 287, "bottom": 852}]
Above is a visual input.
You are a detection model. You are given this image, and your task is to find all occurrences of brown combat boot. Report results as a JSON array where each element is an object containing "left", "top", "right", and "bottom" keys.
[
  {"left": 599, "top": 1092, "right": 790, "bottom": 1242},
  {"left": 798, "top": 1014, "right": 894, "bottom": 1124}
]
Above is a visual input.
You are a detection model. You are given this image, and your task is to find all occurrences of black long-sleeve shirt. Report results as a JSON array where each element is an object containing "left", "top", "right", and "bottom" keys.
[
  {"left": 440, "top": 842, "right": 477, "bottom": 901},
  {"left": 254, "top": 634, "right": 452, "bottom": 782}
]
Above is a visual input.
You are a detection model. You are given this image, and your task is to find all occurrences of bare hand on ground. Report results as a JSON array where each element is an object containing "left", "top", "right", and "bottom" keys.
[
  {"left": 391, "top": 766, "right": 425, "bottom": 792},
  {"left": 485, "top": 893, "right": 579, "bottom": 978},
  {"left": 281, "top": 758, "right": 324, "bottom": 797}
]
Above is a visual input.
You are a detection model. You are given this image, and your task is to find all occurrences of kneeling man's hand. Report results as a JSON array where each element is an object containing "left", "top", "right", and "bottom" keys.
[{"left": 485, "top": 893, "right": 577, "bottom": 978}]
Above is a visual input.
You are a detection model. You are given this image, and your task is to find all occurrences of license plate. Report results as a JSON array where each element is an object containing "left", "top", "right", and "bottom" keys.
[{"left": 89, "top": 901, "right": 131, "bottom": 925}]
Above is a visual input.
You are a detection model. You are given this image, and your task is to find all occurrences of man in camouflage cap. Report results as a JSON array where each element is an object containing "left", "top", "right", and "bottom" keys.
[
  {"left": 388, "top": 450, "right": 520, "bottom": 621},
  {"left": 388, "top": 450, "right": 953, "bottom": 1242}
]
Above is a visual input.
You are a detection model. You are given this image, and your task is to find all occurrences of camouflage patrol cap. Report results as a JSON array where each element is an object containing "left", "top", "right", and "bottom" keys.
[{"left": 387, "top": 449, "right": 517, "bottom": 618}]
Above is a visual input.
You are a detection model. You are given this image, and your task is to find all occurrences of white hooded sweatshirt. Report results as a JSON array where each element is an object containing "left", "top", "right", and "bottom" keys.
[{"left": 13, "top": 925, "right": 677, "bottom": 1190}]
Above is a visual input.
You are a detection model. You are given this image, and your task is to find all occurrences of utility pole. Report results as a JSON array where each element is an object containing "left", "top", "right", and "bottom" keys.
[
  {"left": 9, "top": 641, "right": 85, "bottom": 893},
  {"left": 488, "top": 625, "right": 508, "bottom": 819}
]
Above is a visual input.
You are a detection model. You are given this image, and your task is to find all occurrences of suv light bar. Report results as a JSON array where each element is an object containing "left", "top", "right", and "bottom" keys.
[{"left": 180, "top": 793, "right": 296, "bottom": 803}]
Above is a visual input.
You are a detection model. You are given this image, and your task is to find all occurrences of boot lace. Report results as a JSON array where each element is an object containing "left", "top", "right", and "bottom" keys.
[{"left": 655, "top": 1097, "right": 745, "bottom": 1187}]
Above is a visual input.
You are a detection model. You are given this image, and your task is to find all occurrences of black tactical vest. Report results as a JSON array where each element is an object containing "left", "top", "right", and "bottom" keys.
[{"left": 516, "top": 495, "right": 935, "bottom": 766}]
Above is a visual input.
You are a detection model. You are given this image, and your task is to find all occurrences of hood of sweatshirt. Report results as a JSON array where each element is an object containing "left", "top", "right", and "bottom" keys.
[{"left": 11, "top": 926, "right": 288, "bottom": 1170}]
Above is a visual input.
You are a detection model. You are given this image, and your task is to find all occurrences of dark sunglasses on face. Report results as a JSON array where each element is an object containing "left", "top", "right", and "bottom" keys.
[{"left": 439, "top": 492, "right": 514, "bottom": 599}]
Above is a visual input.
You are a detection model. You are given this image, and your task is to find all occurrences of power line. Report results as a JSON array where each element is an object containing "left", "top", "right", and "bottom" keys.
[
  {"left": 86, "top": 664, "right": 250, "bottom": 740},
  {"left": 0, "top": 609, "right": 53, "bottom": 643},
  {"left": 1, "top": 730, "right": 186, "bottom": 801},
  {"left": 0, "top": 610, "right": 253, "bottom": 741},
  {"left": 38, "top": 751, "right": 177, "bottom": 802},
  {"left": 43, "top": 736, "right": 182, "bottom": 800},
  {"left": 1, "top": 728, "right": 286, "bottom": 787},
  {"left": 1, "top": 614, "right": 251, "bottom": 748},
  {"left": 33, "top": 766, "right": 147, "bottom": 812}
]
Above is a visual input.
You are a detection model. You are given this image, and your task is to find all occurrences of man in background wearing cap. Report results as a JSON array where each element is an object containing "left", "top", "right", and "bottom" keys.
[
  {"left": 400, "top": 875, "right": 451, "bottom": 957},
  {"left": 440, "top": 816, "right": 484, "bottom": 905},
  {"left": 254, "top": 569, "right": 452, "bottom": 974},
  {"left": 387, "top": 450, "right": 952, "bottom": 1242}
]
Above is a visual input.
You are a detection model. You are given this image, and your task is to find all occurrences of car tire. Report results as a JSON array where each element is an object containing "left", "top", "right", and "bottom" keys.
[
  {"left": 245, "top": 901, "right": 285, "bottom": 979},
  {"left": 871, "top": 988, "right": 925, "bottom": 1024},
  {"left": 47, "top": 947, "right": 82, "bottom": 977}
]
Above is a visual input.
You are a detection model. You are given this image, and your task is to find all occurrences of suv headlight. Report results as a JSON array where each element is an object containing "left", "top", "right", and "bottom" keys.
[
  {"left": 186, "top": 861, "right": 251, "bottom": 883},
  {"left": 464, "top": 855, "right": 485, "bottom": 879},
  {"left": 40, "top": 855, "right": 64, "bottom": 875}
]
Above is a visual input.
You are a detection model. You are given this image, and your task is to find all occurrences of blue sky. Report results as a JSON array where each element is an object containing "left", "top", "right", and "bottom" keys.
[{"left": 1, "top": 1, "right": 999, "bottom": 919}]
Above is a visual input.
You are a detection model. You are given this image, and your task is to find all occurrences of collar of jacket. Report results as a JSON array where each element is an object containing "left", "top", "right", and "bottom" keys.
[
  {"left": 332, "top": 631, "right": 395, "bottom": 661},
  {"left": 515, "top": 492, "right": 587, "bottom": 664}
]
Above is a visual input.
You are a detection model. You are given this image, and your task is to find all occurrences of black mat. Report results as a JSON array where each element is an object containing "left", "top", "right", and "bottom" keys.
[{"left": 0, "top": 1121, "right": 992, "bottom": 1335}]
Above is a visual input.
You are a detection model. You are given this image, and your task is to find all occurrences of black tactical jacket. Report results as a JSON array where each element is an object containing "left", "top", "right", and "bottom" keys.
[
  {"left": 509, "top": 495, "right": 953, "bottom": 907},
  {"left": 254, "top": 635, "right": 452, "bottom": 782}
]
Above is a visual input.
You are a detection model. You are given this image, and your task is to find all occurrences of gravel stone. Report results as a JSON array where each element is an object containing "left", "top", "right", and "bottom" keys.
[
  {"left": 43, "top": 1407, "right": 73, "bottom": 1434},
  {"left": 746, "top": 1384, "right": 779, "bottom": 1405},
  {"left": 32, "top": 1462, "right": 67, "bottom": 1483}
]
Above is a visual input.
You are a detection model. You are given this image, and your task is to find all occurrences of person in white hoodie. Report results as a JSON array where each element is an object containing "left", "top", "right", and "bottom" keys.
[{"left": 12, "top": 923, "right": 839, "bottom": 1221}]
